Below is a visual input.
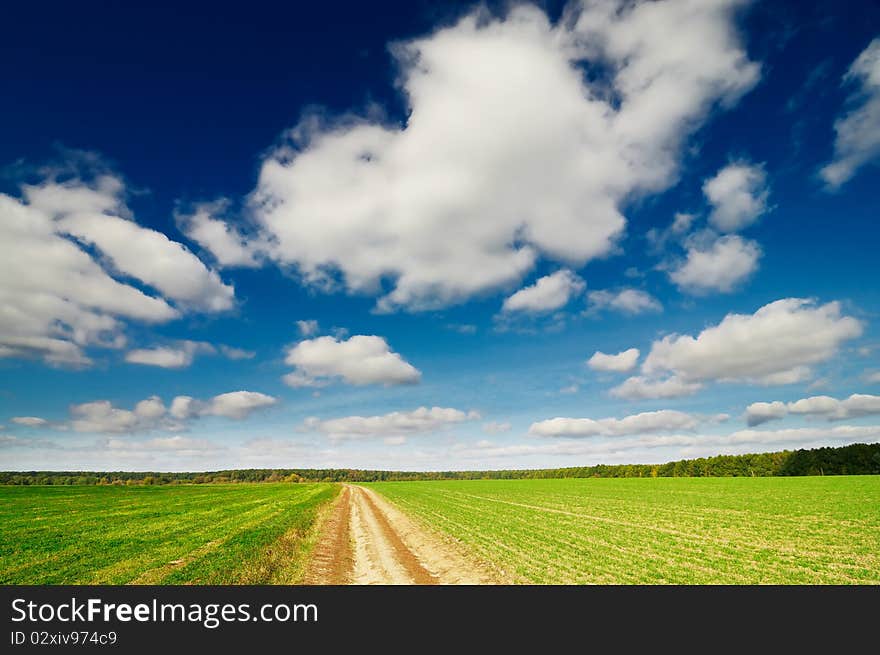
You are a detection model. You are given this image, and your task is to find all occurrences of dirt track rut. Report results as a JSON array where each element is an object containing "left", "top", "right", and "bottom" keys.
[{"left": 305, "top": 485, "right": 504, "bottom": 585}]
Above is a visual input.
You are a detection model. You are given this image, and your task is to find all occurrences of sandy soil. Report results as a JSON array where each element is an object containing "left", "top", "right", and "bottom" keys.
[
  {"left": 305, "top": 485, "right": 504, "bottom": 585},
  {"left": 302, "top": 485, "right": 355, "bottom": 584}
]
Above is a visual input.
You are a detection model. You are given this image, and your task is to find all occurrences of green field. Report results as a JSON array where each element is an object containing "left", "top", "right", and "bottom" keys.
[
  {"left": 366, "top": 476, "right": 880, "bottom": 584},
  {"left": 4, "top": 476, "right": 880, "bottom": 585},
  {"left": 0, "top": 483, "right": 337, "bottom": 584}
]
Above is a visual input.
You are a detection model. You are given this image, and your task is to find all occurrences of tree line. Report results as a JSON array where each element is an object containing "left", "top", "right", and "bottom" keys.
[{"left": 1, "top": 442, "right": 878, "bottom": 486}]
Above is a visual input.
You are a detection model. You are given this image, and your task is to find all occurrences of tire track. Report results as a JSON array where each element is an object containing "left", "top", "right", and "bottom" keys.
[
  {"left": 350, "top": 484, "right": 435, "bottom": 584},
  {"left": 303, "top": 486, "right": 354, "bottom": 584},
  {"left": 305, "top": 485, "right": 504, "bottom": 584}
]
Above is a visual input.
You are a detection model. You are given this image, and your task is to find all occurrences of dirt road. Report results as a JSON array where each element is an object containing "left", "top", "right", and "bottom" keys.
[{"left": 304, "top": 485, "right": 504, "bottom": 585}]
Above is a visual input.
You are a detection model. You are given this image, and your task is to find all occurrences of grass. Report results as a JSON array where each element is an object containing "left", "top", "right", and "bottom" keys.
[
  {"left": 5, "top": 476, "right": 878, "bottom": 585},
  {"left": 0, "top": 483, "right": 338, "bottom": 584},
  {"left": 366, "top": 476, "right": 880, "bottom": 584}
]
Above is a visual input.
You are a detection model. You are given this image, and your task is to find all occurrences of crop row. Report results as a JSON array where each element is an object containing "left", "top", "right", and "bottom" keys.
[
  {"left": 0, "top": 483, "right": 337, "bottom": 584},
  {"left": 367, "top": 477, "right": 880, "bottom": 584}
]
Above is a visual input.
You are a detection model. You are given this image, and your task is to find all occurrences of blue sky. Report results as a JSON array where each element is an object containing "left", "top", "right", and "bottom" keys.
[{"left": 1, "top": 0, "right": 879, "bottom": 471}]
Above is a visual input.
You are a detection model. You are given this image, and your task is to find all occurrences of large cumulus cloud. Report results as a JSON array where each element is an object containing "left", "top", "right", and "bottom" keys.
[{"left": 188, "top": 0, "right": 760, "bottom": 311}]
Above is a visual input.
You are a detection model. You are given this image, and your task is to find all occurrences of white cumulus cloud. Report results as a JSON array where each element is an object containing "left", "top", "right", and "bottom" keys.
[
  {"left": 613, "top": 298, "right": 862, "bottom": 399},
  {"left": 587, "top": 348, "right": 640, "bottom": 373},
  {"left": 587, "top": 288, "right": 662, "bottom": 314},
  {"left": 703, "top": 162, "right": 769, "bottom": 232},
  {"left": 69, "top": 399, "right": 155, "bottom": 434},
  {"left": 56, "top": 390, "right": 278, "bottom": 433},
  {"left": 642, "top": 299, "right": 861, "bottom": 384},
  {"left": 124, "top": 340, "right": 252, "bottom": 368},
  {"left": 0, "top": 160, "right": 233, "bottom": 367},
  {"left": 176, "top": 200, "right": 264, "bottom": 267},
  {"left": 502, "top": 270, "right": 585, "bottom": 313},
  {"left": 669, "top": 233, "right": 761, "bottom": 294},
  {"left": 787, "top": 395, "right": 842, "bottom": 416},
  {"left": 194, "top": 0, "right": 759, "bottom": 311},
  {"left": 283, "top": 335, "right": 420, "bottom": 387},
  {"left": 745, "top": 401, "right": 788, "bottom": 426},
  {"left": 125, "top": 344, "right": 204, "bottom": 369},
  {"left": 746, "top": 393, "right": 880, "bottom": 425},
  {"left": 134, "top": 396, "right": 166, "bottom": 421},
  {"left": 610, "top": 375, "right": 703, "bottom": 399},
  {"left": 53, "top": 209, "right": 233, "bottom": 314},
  {"left": 529, "top": 409, "right": 703, "bottom": 438},
  {"left": 204, "top": 391, "right": 278, "bottom": 419},
  {"left": 169, "top": 396, "right": 198, "bottom": 421},
  {"left": 820, "top": 38, "right": 880, "bottom": 188}
]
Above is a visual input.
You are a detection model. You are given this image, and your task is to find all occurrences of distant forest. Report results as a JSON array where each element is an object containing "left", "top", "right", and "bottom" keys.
[{"left": 2, "top": 442, "right": 879, "bottom": 486}]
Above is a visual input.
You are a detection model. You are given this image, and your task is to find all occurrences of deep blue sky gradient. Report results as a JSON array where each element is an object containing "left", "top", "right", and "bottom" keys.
[{"left": 1, "top": 0, "right": 879, "bottom": 469}]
